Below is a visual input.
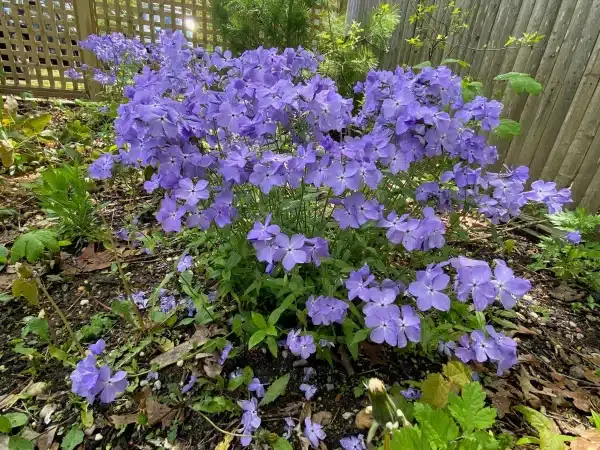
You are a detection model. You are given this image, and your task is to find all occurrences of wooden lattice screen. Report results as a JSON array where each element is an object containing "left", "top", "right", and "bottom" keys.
[{"left": 1, "top": 0, "right": 86, "bottom": 97}]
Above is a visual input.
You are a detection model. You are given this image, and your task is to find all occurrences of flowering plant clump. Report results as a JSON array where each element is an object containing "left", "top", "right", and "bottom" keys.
[
  {"left": 70, "top": 340, "right": 128, "bottom": 403},
  {"left": 88, "top": 29, "right": 572, "bottom": 398}
]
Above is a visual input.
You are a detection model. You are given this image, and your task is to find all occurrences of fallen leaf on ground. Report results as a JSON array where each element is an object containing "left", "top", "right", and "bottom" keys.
[
  {"left": 36, "top": 425, "right": 58, "bottom": 450},
  {"left": 202, "top": 357, "right": 223, "bottom": 378},
  {"left": 111, "top": 397, "right": 177, "bottom": 428},
  {"left": 584, "top": 369, "right": 600, "bottom": 385},
  {"left": 150, "top": 326, "right": 215, "bottom": 369},
  {"left": 312, "top": 411, "right": 333, "bottom": 426},
  {"left": 571, "top": 429, "right": 600, "bottom": 450},
  {"left": 550, "top": 283, "right": 585, "bottom": 302},
  {"left": 517, "top": 366, "right": 542, "bottom": 408},
  {"left": 215, "top": 435, "right": 233, "bottom": 450},
  {"left": 488, "top": 388, "right": 513, "bottom": 418},
  {"left": 0, "top": 273, "right": 17, "bottom": 290},
  {"left": 355, "top": 408, "right": 372, "bottom": 430}
]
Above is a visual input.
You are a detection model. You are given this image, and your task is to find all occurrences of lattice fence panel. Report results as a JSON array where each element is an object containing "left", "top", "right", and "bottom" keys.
[
  {"left": 1, "top": 0, "right": 85, "bottom": 94},
  {"left": 94, "top": 0, "right": 219, "bottom": 49}
]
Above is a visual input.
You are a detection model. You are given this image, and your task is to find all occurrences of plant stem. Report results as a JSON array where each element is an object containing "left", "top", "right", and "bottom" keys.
[
  {"left": 193, "top": 409, "right": 250, "bottom": 438},
  {"left": 37, "top": 278, "right": 85, "bottom": 356}
]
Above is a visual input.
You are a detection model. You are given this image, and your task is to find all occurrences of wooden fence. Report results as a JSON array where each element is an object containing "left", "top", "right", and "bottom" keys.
[
  {"left": 0, "top": 0, "right": 219, "bottom": 98},
  {"left": 347, "top": 0, "right": 600, "bottom": 210}
]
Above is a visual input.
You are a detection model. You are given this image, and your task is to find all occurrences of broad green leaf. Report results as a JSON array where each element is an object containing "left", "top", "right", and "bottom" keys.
[
  {"left": 81, "top": 405, "right": 94, "bottom": 428},
  {"left": 350, "top": 328, "right": 369, "bottom": 346},
  {"left": 260, "top": 373, "right": 290, "bottom": 406},
  {"left": 414, "top": 60, "right": 432, "bottom": 69},
  {"left": 441, "top": 58, "right": 470, "bottom": 68},
  {"left": 248, "top": 330, "right": 266, "bottom": 349},
  {"left": 494, "top": 119, "right": 521, "bottom": 139},
  {"left": 539, "top": 429, "right": 574, "bottom": 450},
  {"left": 390, "top": 427, "right": 429, "bottom": 450},
  {"left": 591, "top": 409, "right": 600, "bottom": 430},
  {"left": 8, "top": 436, "right": 34, "bottom": 450},
  {"left": 273, "top": 437, "right": 293, "bottom": 450},
  {"left": 0, "top": 292, "right": 13, "bottom": 303},
  {"left": 22, "top": 113, "right": 52, "bottom": 135},
  {"left": 516, "top": 436, "right": 540, "bottom": 445},
  {"left": 268, "top": 294, "right": 295, "bottom": 325},
  {"left": 493, "top": 71, "right": 530, "bottom": 81},
  {"left": 251, "top": 312, "right": 268, "bottom": 330},
  {"left": 514, "top": 405, "right": 556, "bottom": 433},
  {"left": 61, "top": 425, "right": 84, "bottom": 450},
  {"left": 22, "top": 317, "right": 50, "bottom": 343},
  {"left": 421, "top": 373, "right": 450, "bottom": 408},
  {"left": 227, "top": 375, "right": 246, "bottom": 391},
  {"left": 12, "top": 279, "right": 39, "bottom": 306},
  {"left": 442, "top": 361, "right": 472, "bottom": 388},
  {"left": 11, "top": 230, "right": 59, "bottom": 263},
  {"left": 266, "top": 336, "right": 278, "bottom": 357},
  {"left": 493, "top": 72, "right": 542, "bottom": 95},
  {"left": 5, "top": 412, "right": 28, "bottom": 428},
  {"left": 414, "top": 403, "right": 459, "bottom": 446},
  {"left": 0, "top": 415, "right": 11, "bottom": 433},
  {"left": 448, "top": 382, "right": 496, "bottom": 433},
  {"left": 192, "top": 396, "right": 237, "bottom": 414}
]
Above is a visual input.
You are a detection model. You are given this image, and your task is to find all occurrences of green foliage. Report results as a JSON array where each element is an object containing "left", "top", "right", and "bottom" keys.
[
  {"left": 0, "top": 245, "right": 8, "bottom": 270},
  {"left": 317, "top": 4, "right": 400, "bottom": 95},
  {"left": 515, "top": 406, "right": 574, "bottom": 449},
  {"left": 260, "top": 373, "right": 290, "bottom": 406},
  {"left": 60, "top": 120, "right": 92, "bottom": 146},
  {"left": 493, "top": 119, "right": 521, "bottom": 139},
  {"left": 493, "top": 72, "right": 543, "bottom": 95},
  {"left": 212, "top": 0, "right": 320, "bottom": 54},
  {"left": 531, "top": 208, "right": 600, "bottom": 291},
  {"left": 10, "top": 229, "right": 59, "bottom": 263},
  {"left": 61, "top": 425, "right": 84, "bottom": 450},
  {"left": 77, "top": 313, "right": 114, "bottom": 341},
  {"left": 505, "top": 32, "right": 545, "bottom": 48},
  {"left": 34, "top": 165, "right": 101, "bottom": 243},
  {"left": 22, "top": 317, "right": 50, "bottom": 343}
]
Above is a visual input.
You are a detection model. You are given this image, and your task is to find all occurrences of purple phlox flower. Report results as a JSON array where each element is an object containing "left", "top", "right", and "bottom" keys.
[
  {"left": 304, "top": 237, "right": 329, "bottom": 267},
  {"left": 408, "top": 270, "right": 451, "bottom": 312},
  {"left": 471, "top": 330, "right": 502, "bottom": 363},
  {"left": 300, "top": 383, "right": 317, "bottom": 400},
  {"left": 98, "top": 368, "right": 128, "bottom": 403},
  {"left": 307, "top": 295, "right": 349, "bottom": 325},
  {"left": 284, "top": 417, "right": 295, "bottom": 439},
  {"left": 363, "top": 288, "right": 397, "bottom": 315},
  {"left": 147, "top": 371, "right": 159, "bottom": 381},
  {"left": 89, "top": 154, "right": 114, "bottom": 180},
  {"left": 131, "top": 291, "right": 149, "bottom": 309},
  {"left": 89, "top": 339, "right": 105, "bottom": 355},
  {"left": 70, "top": 355, "right": 100, "bottom": 402},
  {"left": 174, "top": 178, "right": 209, "bottom": 206},
  {"left": 239, "top": 397, "right": 261, "bottom": 447},
  {"left": 218, "top": 343, "right": 233, "bottom": 365},
  {"left": 400, "top": 387, "right": 422, "bottom": 400},
  {"left": 381, "top": 278, "right": 406, "bottom": 296},
  {"left": 182, "top": 375, "right": 197, "bottom": 394},
  {"left": 177, "top": 254, "right": 193, "bottom": 272},
  {"left": 160, "top": 294, "right": 177, "bottom": 313},
  {"left": 247, "top": 213, "right": 281, "bottom": 242},
  {"left": 340, "top": 434, "right": 366, "bottom": 450},
  {"left": 346, "top": 265, "right": 375, "bottom": 301},
  {"left": 566, "top": 230, "right": 582, "bottom": 244},
  {"left": 115, "top": 228, "right": 129, "bottom": 241},
  {"left": 377, "top": 211, "right": 411, "bottom": 245},
  {"left": 438, "top": 340, "right": 457, "bottom": 357},
  {"left": 65, "top": 67, "right": 83, "bottom": 79},
  {"left": 365, "top": 304, "right": 400, "bottom": 346},
  {"left": 303, "top": 367, "right": 316, "bottom": 381},
  {"left": 486, "top": 325, "right": 518, "bottom": 375},
  {"left": 395, "top": 305, "right": 421, "bottom": 348},
  {"left": 274, "top": 233, "right": 308, "bottom": 271},
  {"left": 184, "top": 298, "right": 196, "bottom": 317},
  {"left": 286, "top": 330, "right": 316, "bottom": 360},
  {"left": 455, "top": 259, "right": 498, "bottom": 311},
  {"left": 156, "top": 196, "right": 186, "bottom": 233},
  {"left": 492, "top": 259, "right": 531, "bottom": 309},
  {"left": 454, "top": 334, "right": 475, "bottom": 363},
  {"left": 304, "top": 417, "right": 326, "bottom": 449},
  {"left": 248, "top": 378, "right": 265, "bottom": 398},
  {"left": 325, "top": 160, "right": 361, "bottom": 195}
]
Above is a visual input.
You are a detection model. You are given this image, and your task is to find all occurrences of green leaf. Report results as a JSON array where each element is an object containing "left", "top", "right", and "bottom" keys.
[
  {"left": 441, "top": 58, "right": 470, "bottom": 68},
  {"left": 266, "top": 336, "right": 278, "bottom": 357},
  {"left": 22, "top": 317, "right": 50, "bottom": 343},
  {"left": 591, "top": 410, "right": 600, "bottom": 430},
  {"left": 248, "top": 330, "right": 266, "bottom": 349},
  {"left": 494, "top": 119, "right": 521, "bottom": 139},
  {"left": 268, "top": 294, "right": 295, "bottom": 325},
  {"left": 0, "top": 415, "right": 12, "bottom": 433},
  {"left": 11, "top": 229, "right": 59, "bottom": 263},
  {"left": 61, "top": 425, "right": 84, "bottom": 450},
  {"left": 514, "top": 405, "right": 555, "bottom": 433},
  {"left": 494, "top": 72, "right": 543, "bottom": 95},
  {"left": 413, "top": 60, "right": 432, "bottom": 69},
  {"left": 421, "top": 373, "right": 451, "bottom": 408},
  {"left": 539, "top": 430, "right": 573, "bottom": 450},
  {"left": 0, "top": 292, "right": 14, "bottom": 303},
  {"left": 350, "top": 328, "right": 369, "bottom": 346},
  {"left": 227, "top": 375, "right": 246, "bottom": 391},
  {"left": 11, "top": 279, "right": 39, "bottom": 306},
  {"left": 260, "top": 373, "right": 290, "bottom": 406},
  {"left": 390, "top": 427, "right": 429, "bottom": 450},
  {"left": 516, "top": 436, "right": 540, "bottom": 445},
  {"left": 22, "top": 113, "right": 52, "bottom": 135},
  {"left": 447, "top": 382, "right": 496, "bottom": 433},
  {"left": 442, "top": 361, "right": 472, "bottom": 388},
  {"left": 191, "top": 396, "right": 237, "bottom": 414},
  {"left": 251, "top": 312, "right": 268, "bottom": 330},
  {"left": 5, "top": 412, "right": 28, "bottom": 428},
  {"left": 273, "top": 437, "right": 293, "bottom": 450},
  {"left": 413, "top": 403, "right": 459, "bottom": 446},
  {"left": 8, "top": 436, "right": 34, "bottom": 450}
]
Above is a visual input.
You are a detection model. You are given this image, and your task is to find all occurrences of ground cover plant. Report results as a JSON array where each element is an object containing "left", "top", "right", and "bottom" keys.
[{"left": 1, "top": 24, "right": 600, "bottom": 450}]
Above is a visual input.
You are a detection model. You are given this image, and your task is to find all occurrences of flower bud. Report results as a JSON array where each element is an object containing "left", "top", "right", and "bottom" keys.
[{"left": 366, "top": 378, "right": 398, "bottom": 425}]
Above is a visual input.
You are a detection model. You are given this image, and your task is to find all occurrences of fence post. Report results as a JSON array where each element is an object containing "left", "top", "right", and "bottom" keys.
[{"left": 74, "top": 0, "right": 101, "bottom": 99}]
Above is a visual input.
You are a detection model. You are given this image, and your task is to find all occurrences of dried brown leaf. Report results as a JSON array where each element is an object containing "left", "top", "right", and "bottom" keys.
[
  {"left": 36, "top": 425, "right": 58, "bottom": 450},
  {"left": 111, "top": 397, "right": 177, "bottom": 428},
  {"left": 570, "top": 429, "right": 600, "bottom": 450},
  {"left": 355, "top": 408, "right": 373, "bottom": 430},
  {"left": 312, "top": 411, "right": 333, "bottom": 426},
  {"left": 150, "top": 327, "right": 214, "bottom": 369}
]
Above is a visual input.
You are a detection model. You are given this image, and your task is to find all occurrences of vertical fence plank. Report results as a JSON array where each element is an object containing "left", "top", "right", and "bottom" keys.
[{"left": 74, "top": 0, "right": 100, "bottom": 98}]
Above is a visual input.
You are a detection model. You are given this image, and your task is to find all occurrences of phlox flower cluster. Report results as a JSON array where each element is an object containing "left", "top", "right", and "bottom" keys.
[
  {"left": 239, "top": 397, "right": 261, "bottom": 446},
  {"left": 286, "top": 329, "right": 317, "bottom": 360},
  {"left": 247, "top": 214, "right": 329, "bottom": 272},
  {"left": 70, "top": 340, "right": 128, "bottom": 403},
  {"left": 306, "top": 295, "right": 348, "bottom": 325},
  {"left": 454, "top": 325, "right": 517, "bottom": 375}
]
